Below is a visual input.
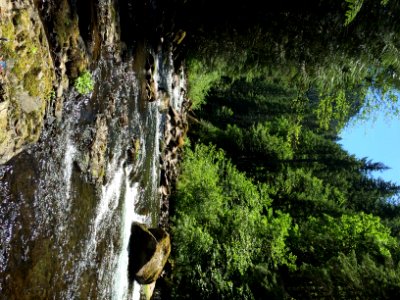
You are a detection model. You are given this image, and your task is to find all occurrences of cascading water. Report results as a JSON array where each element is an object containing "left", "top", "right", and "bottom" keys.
[
  {"left": 0, "top": 40, "right": 185, "bottom": 299},
  {"left": 0, "top": 0, "right": 187, "bottom": 297}
]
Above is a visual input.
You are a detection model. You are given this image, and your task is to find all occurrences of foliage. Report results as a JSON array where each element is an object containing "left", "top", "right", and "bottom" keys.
[
  {"left": 168, "top": 1, "right": 400, "bottom": 298},
  {"left": 170, "top": 144, "right": 295, "bottom": 299},
  {"left": 186, "top": 57, "right": 227, "bottom": 109},
  {"left": 295, "top": 212, "right": 398, "bottom": 265},
  {"left": 344, "top": 0, "right": 364, "bottom": 26},
  {"left": 344, "top": 0, "right": 391, "bottom": 26},
  {"left": 178, "top": 0, "right": 400, "bottom": 127},
  {"left": 74, "top": 71, "right": 94, "bottom": 95}
]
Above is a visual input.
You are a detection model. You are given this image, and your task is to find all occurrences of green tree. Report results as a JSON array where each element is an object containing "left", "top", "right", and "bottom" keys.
[
  {"left": 168, "top": 1, "right": 400, "bottom": 298},
  {"left": 170, "top": 144, "right": 296, "bottom": 299}
]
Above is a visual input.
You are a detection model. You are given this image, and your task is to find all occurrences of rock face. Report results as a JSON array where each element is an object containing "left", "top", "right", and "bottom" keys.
[
  {"left": 0, "top": 0, "right": 118, "bottom": 165},
  {"left": 128, "top": 222, "right": 171, "bottom": 285},
  {"left": 0, "top": 0, "right": 55, "bottom": 164}
]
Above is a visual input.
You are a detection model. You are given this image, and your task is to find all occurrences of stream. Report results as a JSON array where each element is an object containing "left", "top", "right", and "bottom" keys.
[{"left": 0, "top": 24, "right": 185, "bottom": 300}]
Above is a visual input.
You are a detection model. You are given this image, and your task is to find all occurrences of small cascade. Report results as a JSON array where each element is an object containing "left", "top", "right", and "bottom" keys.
[
  {"left": 112, "top": 179, "right": 145, "bottom": 300},
  {"left": 63, "top": 141, "right": 76, "bottom": 201},
  {"left": 0, "top": 7, "right": 187, "bottom": 296},
  {"left": 157, "top": 50, "right": 187, "bottom": 112},
  {"left": 111, "top": 50, "right": 165, "bottom": 300},
  {"left": 109, "top": 47, "right": 187, "bottom": 299}
]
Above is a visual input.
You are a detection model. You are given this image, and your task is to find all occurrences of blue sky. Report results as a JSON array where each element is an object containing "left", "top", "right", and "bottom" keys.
[{"left": 340, "top": 107, "right": 400, "bottom": 185}]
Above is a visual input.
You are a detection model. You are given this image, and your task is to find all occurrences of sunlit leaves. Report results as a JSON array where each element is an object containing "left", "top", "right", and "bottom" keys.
[
  {"left": 299, "top": 212, "right": 397, "bottom": 262},
  {"left": 171, "top": 144, "right": 295, "bottom": 298}
]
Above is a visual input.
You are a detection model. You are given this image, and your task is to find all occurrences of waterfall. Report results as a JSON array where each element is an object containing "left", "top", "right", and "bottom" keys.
[
  {"left": 0, "top": 39, "right": 185, "bottom": 299},
  {"left": 112, "top": 180, "right": 145, "bottom": 300},
  {"left": 63, "top": 141, "right": 76, "bottom": 200}
]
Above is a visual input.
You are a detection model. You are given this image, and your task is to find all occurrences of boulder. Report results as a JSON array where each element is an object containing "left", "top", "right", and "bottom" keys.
[{"left": 128, "top": 222, "right": 171, "bottom": 285}]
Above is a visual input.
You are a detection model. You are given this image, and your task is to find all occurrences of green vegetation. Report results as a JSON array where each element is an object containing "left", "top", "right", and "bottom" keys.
[
  {"left": 186, "top": 58, "right": 226, "bottom": 109},
  {"left": 170, "top": 144, "right": 296, "bottom": 298},
  {"left": 178, "top": 0, "right": 400, "bottom": 129},
  {"left": 165, "top": 1, "right": 400, "bottom": 299},
  {"left": 344, "top": 0, "right": 391, "bottom": 25},
  {"left": 74, "top": 71, "right": 94, "bottom": 95},
  {"left": 168, "top": 78, "right": 400, "bottom": 299}
]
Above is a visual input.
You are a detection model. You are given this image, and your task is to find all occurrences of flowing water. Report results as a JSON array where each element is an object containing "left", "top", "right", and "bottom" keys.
[{"left": 0, "top": 37, "right": 183, "bottom": 299}]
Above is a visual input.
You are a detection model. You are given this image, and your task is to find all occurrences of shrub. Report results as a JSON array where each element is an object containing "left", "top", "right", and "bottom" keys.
[{"left": 170, "top": 144, "right": 295, "bottom": 299}]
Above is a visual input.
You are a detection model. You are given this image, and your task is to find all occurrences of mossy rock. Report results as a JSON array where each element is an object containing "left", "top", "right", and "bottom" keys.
[
  {"left": 0, "top": 1, "right": 55, "bottom": 164},
  {"left": 128, "top": 222, "right": 171, "bottom": 285},
  {"left": 89, "top": 116, "right": 108, "bottom": 183}
]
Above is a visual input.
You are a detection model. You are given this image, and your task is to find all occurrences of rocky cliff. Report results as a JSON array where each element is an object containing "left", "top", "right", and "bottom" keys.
[
  {"left": 0, "top": 0, "right": 55, "bottom": 163},
  {"left": 0, "top": 0, "right": 121, "bottom": 165}
]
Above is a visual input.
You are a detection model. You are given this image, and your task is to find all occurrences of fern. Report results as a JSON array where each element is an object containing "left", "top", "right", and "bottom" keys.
[
  {"left": 345, "top": 0, "right": 391, "bottom": 26},
  {"left": 344, "top": 0, "right": 364, "bottom": 26}
]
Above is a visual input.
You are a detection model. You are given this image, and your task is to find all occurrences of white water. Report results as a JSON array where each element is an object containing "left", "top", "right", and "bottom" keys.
[
  {"left": 158, "top": 50, "right": 186, "bottom": 112},
  {"left": 63, "top": 140, "right": 76, "bottom": 201},
  {"left": 0, "top": 15, "right": 188, "bottom": 299},
  {"left": 151, "top": 102, "right": 162, "bottom": 196},
  {"left": 67, "top": 49, "right": 182, "bottom": 299},
  {"left": 172, "top": 66, "right": 186, "bottom": 111},
  {"left": 93, "top": 161, "right": 124, "bottom": 250},
  {"left": 111, "top": 52, "right": 169, "bottom": 300},
  {"left": 112, "top": 178, "right": 147, "bottom": 300},
  {"left": 73, "top": 49, "right": 183, "bottom": 299},
  {"left": 63, "top": 155, "right": 124, "bottom": 298},
  {"left": 55, "top": 133, "right": 77, "bottom": 251}
]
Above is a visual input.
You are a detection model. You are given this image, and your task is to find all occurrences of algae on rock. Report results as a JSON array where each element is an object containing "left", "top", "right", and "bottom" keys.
[{"left": 0, "top": 0, "right": 55, "bottom": 164}]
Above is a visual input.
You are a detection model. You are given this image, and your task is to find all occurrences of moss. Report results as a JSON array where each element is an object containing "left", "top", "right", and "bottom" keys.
[
  {"left": 24, "top": 238, "right": 55, "bottom": 299},
  {"left": 142, "top": 283, "right": 156, "bottom": 300},
  {"left": 53, "top": 0, "right": 77, "bottom": 47},
  {"left": 0, "top": 4, "right": 55, "bottom": 163},
  {"left": 134, "top": 138, "right": 141, "bottom": 160},
  {"left": 1, "top": 8, "right": 53, "bottom": 98},
  {"left": 25, "top": 112, "right": 42, "bottom": 142},
  {"left": 14, "top": 9, "right": 30, "bottom": 28},
  {"left": 23, "top": 71, "right": 41, "bottom": 97},
  {"left": 0, "top": 102, "right": 8, "bottom": 144},
  {"left": 0, "top": 22, "right": 15, "bottom": 58}
]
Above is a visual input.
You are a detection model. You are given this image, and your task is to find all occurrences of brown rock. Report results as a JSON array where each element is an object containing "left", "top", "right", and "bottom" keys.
[{"left": 128, "top": 222, "right": 171, "bottom": 285}]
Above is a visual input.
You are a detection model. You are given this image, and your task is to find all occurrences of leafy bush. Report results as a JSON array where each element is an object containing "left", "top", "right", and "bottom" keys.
[
  {"left": 170, "top": 144, "right": 296, "bottom": 299},
  {"left": 74, "top": 71, "right": 94, "bottom": 95},
  {"left": 186, "top": 57, "right": 227, "bottom": 109}
]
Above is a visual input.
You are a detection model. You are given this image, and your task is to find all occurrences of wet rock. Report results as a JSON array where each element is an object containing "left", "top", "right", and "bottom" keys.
[
  {"left": 144, "top": 53, "right": 159, "bottom": 102},
  {"left": 89, "top": 116, "right": 108, "bottom": 182},
  {"left": 172, "top": 30, "right": 186, "bottom": 46},
  {"left": 158, "top": 96, "right": 191, "bottom": 227},
  {"left": 158, "top": 89, "right": 170, "bottom": 112},
  {"left": 127, "top": 137, "right": 140, "bottom": 164},
  {"left": 128, "top": 222, "right": 171, "bottom": 285},
  {"left": 119, "top": 113, "right": 129, "bottom": 127},
  {"left": 146, "top": 78, "right": 158, "bottom": 102}
]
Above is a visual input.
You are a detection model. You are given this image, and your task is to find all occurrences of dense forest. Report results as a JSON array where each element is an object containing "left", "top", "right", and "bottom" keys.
[{"left": 161, "top": 0, "right": 400, "bottom": 299}]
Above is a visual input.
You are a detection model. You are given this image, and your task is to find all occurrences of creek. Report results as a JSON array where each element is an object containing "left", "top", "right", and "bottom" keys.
[{"left": 0, "top": 28, "right": 185, "bottom": 300}]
